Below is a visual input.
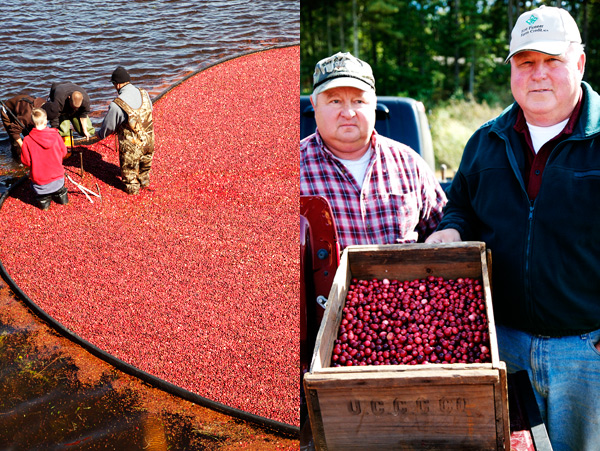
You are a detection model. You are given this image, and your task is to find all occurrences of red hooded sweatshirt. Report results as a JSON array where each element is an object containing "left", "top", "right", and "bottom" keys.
[{"left": 21, "top": 127, "right": 67, "bottom": 186}]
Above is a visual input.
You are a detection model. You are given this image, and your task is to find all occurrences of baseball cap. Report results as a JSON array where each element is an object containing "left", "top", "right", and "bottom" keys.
[
  {"left": 506, "top": 6, "right": 581, "bottom": 63},
  {"left": 312, "top": 52, "right": 375, "bottom": 96}
]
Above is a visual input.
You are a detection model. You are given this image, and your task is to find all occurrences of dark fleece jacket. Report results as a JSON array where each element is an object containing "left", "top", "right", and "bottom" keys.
[
  {"left": 44, "top": 82, "right": 91, "bottom": 128},
  {"left": 437, "top": 81, "right": 600, "bottom": 336}
]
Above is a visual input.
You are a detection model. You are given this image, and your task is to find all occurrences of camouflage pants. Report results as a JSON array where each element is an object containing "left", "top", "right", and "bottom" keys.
[{"left": 119, "top": 140, "right": 154, "bottom": 195}]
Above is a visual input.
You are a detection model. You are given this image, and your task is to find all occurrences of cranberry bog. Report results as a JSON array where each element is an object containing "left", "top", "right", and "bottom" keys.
[
  {"left": 0, "top": 46, "right": 299, "bottom": 433},
  {"left": 303, "top": 242, "right": 510, "bottom": 450}
]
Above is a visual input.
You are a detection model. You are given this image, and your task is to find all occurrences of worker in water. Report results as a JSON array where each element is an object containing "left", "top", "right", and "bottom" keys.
[
  {"left": 97, "top": 66, "right": 155, "bottom": 195},
  {"left": 1, "top": 93, "right": 46, "bottom": 160},
  {"left": 43, "top": 81, "right": 95, "bottom": 140}
]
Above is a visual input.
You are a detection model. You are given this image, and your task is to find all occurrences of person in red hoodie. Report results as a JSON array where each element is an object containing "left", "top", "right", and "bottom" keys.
[{"left": 21, "top": 108, "right": 69, "bottom": 211}]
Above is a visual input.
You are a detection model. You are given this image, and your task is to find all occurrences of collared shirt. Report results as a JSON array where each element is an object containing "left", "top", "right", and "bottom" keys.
[
  {"left": 514, "top": 91, "right": 583, "bottom": 200},
  {"left": 300, "top": 130, "right": 447, "bottom": 249}
]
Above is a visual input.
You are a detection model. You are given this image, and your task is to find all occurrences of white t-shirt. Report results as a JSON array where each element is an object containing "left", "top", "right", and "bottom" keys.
[
  {"left": 335, "top": 147, "right": 373, "bottom": 186},
  {"left": 527, "top": 118, "right": 569, "bottom": 154}
]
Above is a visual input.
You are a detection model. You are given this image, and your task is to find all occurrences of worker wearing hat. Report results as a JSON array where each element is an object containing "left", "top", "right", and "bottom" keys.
[
  {"left": 426, "top": 6, "right": 600, "bottom": 450},
  {"left": 97, "top": 66, "right": 155, "bottom": 195},
  {"left": 300, "top": 52, "right": 446, "bottom": 249}
]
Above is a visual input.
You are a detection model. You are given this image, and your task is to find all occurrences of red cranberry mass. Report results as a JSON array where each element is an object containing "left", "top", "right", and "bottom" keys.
[
  {"left": 332, "top": 276, "right": 491, "bottom": 367},
  {"left": 0, "top": 46, "right": 300, "bottom": 427}
]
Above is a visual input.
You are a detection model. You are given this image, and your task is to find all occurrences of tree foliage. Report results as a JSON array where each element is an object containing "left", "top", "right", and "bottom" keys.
[{"left": 301, "top": 0, "right": 599, "bottom": 107}]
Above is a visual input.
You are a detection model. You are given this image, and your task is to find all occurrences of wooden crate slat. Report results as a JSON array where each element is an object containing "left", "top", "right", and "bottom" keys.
[
  {"left": 318, "top": 383, "right": 498, "bottom": 450},
  {"left": 347, "top": 242, "right": 485, "bottom": 280}
]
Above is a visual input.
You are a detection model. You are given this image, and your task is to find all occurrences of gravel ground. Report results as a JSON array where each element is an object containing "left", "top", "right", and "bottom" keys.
[{"left": 0, "top": 46, "right": 300, "bottom": 427}]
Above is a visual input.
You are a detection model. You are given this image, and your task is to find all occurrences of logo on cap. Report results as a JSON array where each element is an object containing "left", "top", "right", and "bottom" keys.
[
  {"left": 526, "top": 14, "right": 538, "bottom": 26},
  {"left": 315, "top": 53, "right": 352, "bottom": 76}
]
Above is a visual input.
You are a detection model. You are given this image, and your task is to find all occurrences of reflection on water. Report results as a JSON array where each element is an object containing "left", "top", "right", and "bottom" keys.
[{"left": 0, "top": 0, "right": 298, "bottom": 111}]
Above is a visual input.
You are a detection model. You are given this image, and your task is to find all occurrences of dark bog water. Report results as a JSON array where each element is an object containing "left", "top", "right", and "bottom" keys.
[{"left": 0, "top": 0, "right": 299, "bottom": 177}]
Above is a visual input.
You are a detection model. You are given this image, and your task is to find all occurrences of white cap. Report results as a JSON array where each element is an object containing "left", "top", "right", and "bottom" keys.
[{"left": 506, "top": 6, "right": 581, "bottom": 63}]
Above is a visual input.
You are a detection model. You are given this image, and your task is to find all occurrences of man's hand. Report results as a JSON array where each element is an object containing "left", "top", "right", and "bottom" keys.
[
  {"left": 595, "top": 339, "right": 600, "bottom": 353},
  {"left": 425, "top": 228, "right": 461, "bottom": 244},
  {"left": 82, "top": 117, "right": 92, "bottom": 139}
]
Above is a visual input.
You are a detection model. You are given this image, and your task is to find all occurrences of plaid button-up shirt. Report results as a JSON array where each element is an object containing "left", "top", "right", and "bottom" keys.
[{"left": 300, "top": 130, "right": 446, "bottom": 249}]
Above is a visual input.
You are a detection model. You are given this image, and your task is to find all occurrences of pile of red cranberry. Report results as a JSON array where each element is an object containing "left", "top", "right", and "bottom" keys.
[{"left": 332, "top": 275, "right": 491, "bottom": 367}]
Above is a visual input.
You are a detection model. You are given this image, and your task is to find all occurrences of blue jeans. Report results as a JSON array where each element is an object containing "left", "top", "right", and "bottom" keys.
[{"left": 496, "top": 324, "right": 600, "bottom": 451}]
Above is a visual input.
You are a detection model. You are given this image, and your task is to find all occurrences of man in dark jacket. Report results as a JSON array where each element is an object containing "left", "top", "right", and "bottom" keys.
[
  {"left": 43, "top": 82, "right": 95, "bottom": 139},
  {"left": 426, "top": 6, "right": 600, "bottom": 451},
  {"left": 1, "top": 93, "right": 46, "bottom": 160}
]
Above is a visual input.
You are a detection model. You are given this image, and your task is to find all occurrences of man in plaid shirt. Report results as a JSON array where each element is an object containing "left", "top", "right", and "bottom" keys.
[{"left": 301, "top": 52, "right": 447, "bottom": 249}]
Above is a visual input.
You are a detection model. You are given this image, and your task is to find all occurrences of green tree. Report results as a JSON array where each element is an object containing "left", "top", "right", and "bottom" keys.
[{"left": 300, "top": 0, "right": 600, "bottom": 106}]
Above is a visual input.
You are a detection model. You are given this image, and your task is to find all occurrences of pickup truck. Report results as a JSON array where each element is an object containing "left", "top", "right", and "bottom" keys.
[{"left": 300, "top": 95, "right": 436, "bottom": 173}]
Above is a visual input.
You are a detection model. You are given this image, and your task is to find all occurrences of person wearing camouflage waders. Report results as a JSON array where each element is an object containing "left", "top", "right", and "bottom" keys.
[{"left": 97, "top": 66, "right": 155, "bottom": 195}]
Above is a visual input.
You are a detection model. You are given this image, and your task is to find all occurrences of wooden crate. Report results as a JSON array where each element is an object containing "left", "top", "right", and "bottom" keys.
[{"left": 304, "top": 242, "right": 510, "bottom": 450}]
